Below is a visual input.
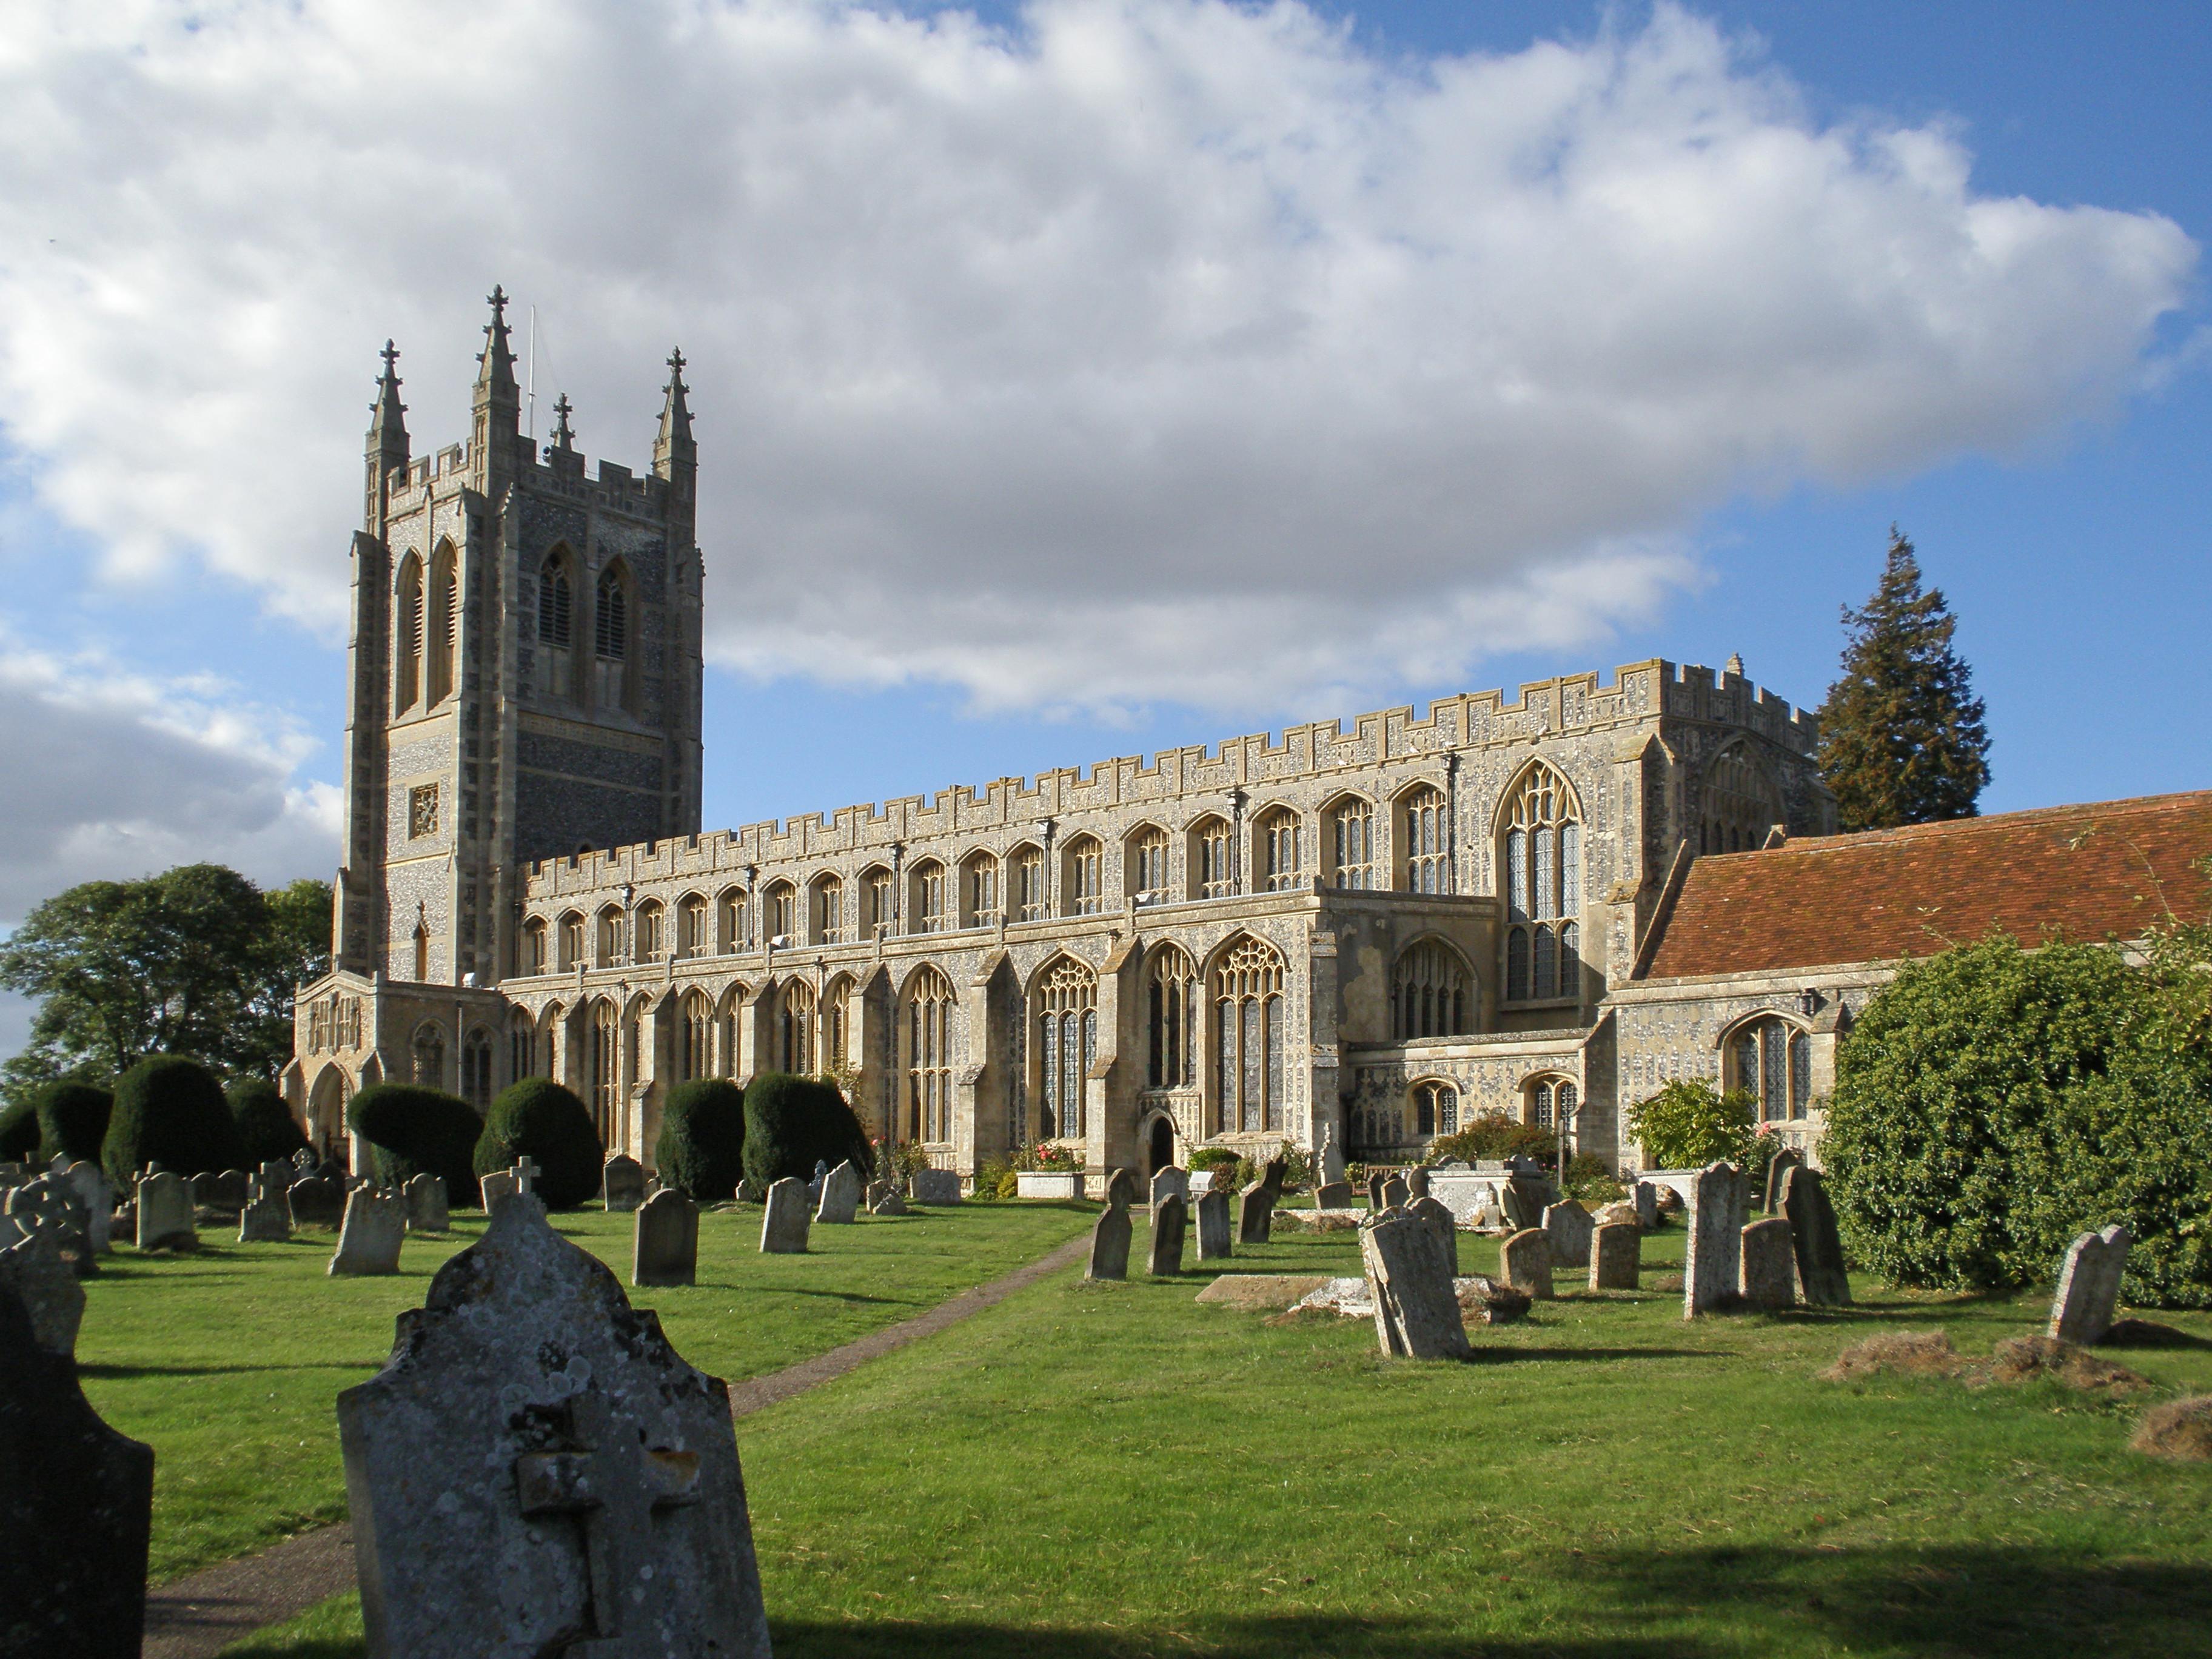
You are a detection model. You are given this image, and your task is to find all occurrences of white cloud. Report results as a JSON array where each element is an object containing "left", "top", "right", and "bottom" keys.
[
  {"left": 0, "top": 625, "right": 341, "bottom": 925},
  {"left": 0, "top": 0, "right": 2193, "bottom": 716}
]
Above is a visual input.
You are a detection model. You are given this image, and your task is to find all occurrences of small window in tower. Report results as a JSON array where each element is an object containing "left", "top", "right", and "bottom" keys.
[
  {"left": 595, "top": 572, "right": 628, "bottom": 660},
  {"left": 409, "top": 784, "right": 438, "bottom": 839},
  {"left": 538, "top": 560, "right": 572, "bottom": 646}
]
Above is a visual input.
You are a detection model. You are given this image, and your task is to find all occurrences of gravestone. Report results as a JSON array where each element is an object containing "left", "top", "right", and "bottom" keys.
[
  {"left": 1319, "top": 1124, "right": 1347, "bottom": 1187},
  {"left": 1366, "top": 1171, "right": 1387, "bottom": 1211},
  {"left": 1313, "top": 1181, "right": 1355, "bottom": 1210},
  {"left": 864, "top": 1179, "right": 891, "bottom": 1209},
  {"left": 911, "top": 1168, "right": 962, "bottom": 1205},
  {"left": 0, "top": 1161, "right": 26, "bottom": 1188},
  {"left": 330, "top": 1189, "right": 404, "bottom": 1277},
  {"left": 258, "top": 1158, "right": 294, "bottom": 1195},
  {"left": 509, "top": 1156, "right": 540, "bottom": 1195},
  {"left": 2048, "top": 1223, "right": 2132, "bottom": 1346},
  {"left": 1380, "top": 1175, "right": 1410, "bottom": 1210},
  {"left": 7, "top": 1173, "right": 93, "bottom": 1277},
  {"left": 1086, "top": 1200, "right": 1132, "bottom": 1282},
  {"left": 62, "top": 1162, "right": 114, "bottom": 1255},
  {"left": 632, "top": 1189, "right": 700, "bottom": 1288},
  {"left": 1148, "top": 1191, "right": 1188, "bottom": 1276},
  {"left": 1763, "top": 1147, "right": 1805, "bottom": 1215},
  {"left": 404, "top": 1174, "right": 449, "bottom": 1234},
  {"left": 238, "top": 1190, "right": 292, "bottom": 1244},
  {"left": 337, "top": 1193, "right": 770, "bottom": 1659},
  {"left": 1738, "top": 1217, "right": 1797, "bottom": 1310},
  {"left": 760, "top": 1178, "right": 811, "bottom": 1253},
  {"left": 0, "top": 1226, "right": 85, "bottom": 1356},
  {"left": 1682, "top": 1161, "right": 1745, "bottom": 1317},
  {"left": 1104, "top": 1167, "right": 1141, "bottom": 1210},
  {"left": 1406, "top": 1167, "right": 1431, "bottom": 1199},
  {"left": 1777, "top": 1165, "right": 1852, "bottom": 1306},
  {"left": 602, "top": 1155, "right": 646, "bottom": 1214},
  {"left": 1500, "top": 1173, "right": 1549, "bottom": 1233},
  {"left": 1543, "top": 1201, "right": 1594, "bottom": 1270},
  {"left": 1498, "top": 1228, "right": 1554, "bottom": 1299},
  {"left": 870, "top": 1190, "right": 911, "bottom": 1216},
  {"left": 1195, "top": 1188, "right": 1232, "bottom": 1259},
  {"left": 1632, "top": 1179, "right": 1659, "bottom": 1230},
  {"left": 1358, "top": 1210, "right": 1471, "bottom": 1360},
  {"left": 1149, "top": 1165, "right": 1188, "bottom": 1209},
  {"left": 135, "top": 1171, "right": 197, "bottom": 1252},
  {"left": 1406, "top": 1193, "right": 1460, "bottom": 1276},
  {"left": 816, "top": 1160, "right": 863, "bottom": 1225},
  {"left": 477, "top": 1170, "right": 519, "bottom": 1212},
  {"left": 1238, "top": 1156, "right": 1286, "bottom": 1245},
  {"left": 1589, "top": 1221, "right": 1641, "bottom": 1290},
  {"left": 287, "top": 1176, "right": 346, "bottom": 1228},
  {"left": 0, "top": 1279, "right": 155, "bottom": 1659}
]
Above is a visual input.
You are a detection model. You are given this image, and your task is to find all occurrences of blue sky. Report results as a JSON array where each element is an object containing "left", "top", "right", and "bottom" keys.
[{"left": 1, "top": 1, "right": 2207, "bottom": 1062}]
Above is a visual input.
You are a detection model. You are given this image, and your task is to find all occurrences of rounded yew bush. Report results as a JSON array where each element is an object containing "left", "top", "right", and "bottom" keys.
[
  {"left": 740, "top": 1071, "right": 871, "bottom": 1191},
  {"left": 228, "top": 1078, "right": 310, "bottom": 1167},
  {"left": 347, "top": 1083, "right": 481, "bottom": 1202},
  {"left": 655, "top": 1078, "right": 745, "bottom": 1202},
  {"left": 473, "top": 1078, "right": 602, "bottom": 1209},
  {"left": 35, "top": 1080, "right": 114, "bottom": 1164},
  {"left": 102, "top": 1055, "right": 244, "bottom": 1187}
]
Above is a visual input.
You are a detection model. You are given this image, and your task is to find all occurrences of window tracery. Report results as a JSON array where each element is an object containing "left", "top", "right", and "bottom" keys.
[
  {"left": 461, "top": 1025, "right": 494, "bottom": 1107},
  {"left": 679, "top": 894, "right": 709, "bottom": 958},
  {"left": 1501, "top": 763, "right": 1583, "bottom": 1004},
  {"left": 1329, "top": 797, "right": 1375, "bottom": 889},
  {"left": 1399, "top": 784, "right": 1448, "bottom": 894},
  {"left": 862, "top": 867, "right": 894, "bottom": 937},
  {"left": 963, "top": 853, "right": 1000, "bottom": 927},
  {"left": 1392, "top": 939, "right": 1472, "bottom": 1039},
  {"left": 537, "top": 551, "right": 574, "bottom": 699},
  {"left": 1411, "top": 1079, "right": 1459, "bottom": 1138},
  {"left": 1527, "top": 1074, "right": 1577, "bottom": 1132},
  {"left": 1192, "top": 817, "right": 1233, "bottom": 899},
  {"left": 680, "top": 990, "right": 712, "bottom": 1084},
  {"left": 1730, "top": 1016, "right": 1812, "bottom": 1121},
  {"left": 589, "top": 1000, "right": 620, "bottom": 1140},
  {"left": 1131, "top": 826, "right": 1171, "bottom": 904},
  {"left": 1258, "top": 807, "right": 1302, "bottom": 891},
  {"left": 1065, "top": 836, "right": 1103, "bottom": 916},
  {"left": 394, "top": 554, "right": 424, "bottom": 712},
  {"left": 811, "top": 876, "right": 844, "bottom": 945},
  {"left": 1703, "top": 742, "right": 1783, "bottom": 855},
  {"left": 716, "top": 888, "right": 748, "bottom": 953},
  {"left": 1011, "top": 847, "right": 1045, "bottom": 922},
  {"left": 1212, "top": 936, "right": 1287, "bottom": 1134},
  {"left": 1036, "top": 957, "right": 1098, "bottom": 1140},
  {"left": 593, "top": 564, "right": 632, "bottom": 711},
  {"left": 911, "top": 860, "right": 947, "bottom": 933},
  {"left": 906, "top": 966, "right": 956, "bottom": 1143},
  {"left": 558, "top": 913, "right": 585, "bottom": 971},
  {"left": 779, "top": 979, "right": 817, "bottom": 1074},
  {"left": 1146, "top": 943, "right": 1200, "bottom": 1092}
]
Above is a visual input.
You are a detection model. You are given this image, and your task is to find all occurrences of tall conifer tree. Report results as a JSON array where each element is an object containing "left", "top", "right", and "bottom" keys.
[{"left": 1817, "top": 528, "right": 1991, "bottom": 831}]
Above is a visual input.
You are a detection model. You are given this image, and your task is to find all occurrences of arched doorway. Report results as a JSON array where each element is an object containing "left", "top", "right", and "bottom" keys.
[{"left": 1146, "top": 1114, "right": 1175, "bottom": 1178}]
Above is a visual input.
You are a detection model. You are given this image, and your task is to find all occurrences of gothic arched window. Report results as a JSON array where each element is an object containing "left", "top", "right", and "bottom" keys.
[
  {"left": 634, "top": 901, "right": 663, "bottom": 962},
  {"left": 594, "top": 563, "right": 633, "bottom": 711},
  {"left": 411, "top": 1021, "right": 444, "bottom": 1088},
  {"left": 811, "top": 875, "right": 844, "bottom": 945},
  {"left": 589, "top": 1000, "right": 620, "bottom": 1141},
  {"left": 1399, "top": 783, "right": 1449, "bottom": 894},
  {"left": 1327, "top": 796, "right": 1375, "bottom": 889},
  {"left": 1190, "top": 816, "right": 1233, "bottom": 899},
  {"left": 680, "top": 990, "right": 712, "bottom": 1084},
  {"left": 1064, "top": 837, "right": 1103, "bottom": 916},
  {"left": 1729, "top": 1015, "right": 1812, "bottom": 1122},
  {"left": 461, "top": 1025, "right": 494, "bottom": 1108},
  {"left": 538, "top": 551, "right": 575, "bottom": 699},
  {"left": 1500, "top": 762, "right": 1583, "bottom": 1004},
  {"left": 716, "top": 887, "right": 747, "bottom": 953},
  {"left": 860, "top": 866, "right": 894, "bottom": 937},
  {"left": 779, "top": 979, "right": 817, "bottom": 1075},
  {"left": 906, "top": 966, "right": 956, "bottom": 1142},
  {"left": 765, "top": 882, "right": 796, "bottom": 945},
  {"left": 1527, "top": 1074, "right": 1578, "bottom": 1133},
  {"left": 597, "top": 905, "right": 625, "bottom": 967},
  {"left": 1411, "top": 1079, "right": 1459, "bottom": 1138},
  {"left": 523, "top": 917, "right": 549, "bottom": 975},
  {"left": 1036, "top": 956, "right": 1098, "bottom": 1140},
  {"left": 1212, "top": 936, "right": 1286, "bottom": 1134},
  {"left": 1703, "top": 742, "right": 1783, "bottom": 856},
  {"left": 678, "top": 894, "right": 709, "bottom": 958},
  {"left": 1146, "top": 943, "right": 1199, "bottom": 1091},
  {"left": 394, "top": 554, "right": 424, "bottom": 712},
  {"left": 557, "top": 911, "right": 585, "bottom": 971},
  {"left": 1257, "top": 806, "right": 1302, "bottom": 891},
  {"left": 426, "top": 545, "right": 459, "bottom": 705},
  {"left": 508, "top": 1011, "right": 536, "bottom": 1085},
  {"left": 1392, "top": 939, "right": 1472, "bottom": 1039},
  {"left": 962, "top": 853, "right": 1000, "bottom": 927},
  {"left": 1010, "top": 845, "right": 1045, "bottom": 922},
  {"left": 910, "top": 860, "right": 947, "bottom": 934},
  {"left": 1130, "top": 826, "right": 1171, "bottom": 904},
  {"left": 823, "top": 976, "right": 852, "bottom": 1072}
]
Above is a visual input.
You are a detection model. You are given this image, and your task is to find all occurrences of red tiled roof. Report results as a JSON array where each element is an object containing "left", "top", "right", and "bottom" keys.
[{"left": 1640, "top": 791, "right": 2212, "bottom": 980}]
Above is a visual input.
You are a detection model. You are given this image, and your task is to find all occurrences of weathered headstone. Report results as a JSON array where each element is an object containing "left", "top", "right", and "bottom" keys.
[
  {"left": 1313, "top": 1180, "right": 1355, "bottom": 1210},
  {"left": 1632, "top": 1179, "right": 1658, "bottom": 1230},
  {"left": 1500, "top": 1173, "right": 1549, "bottom": 1233},
  {"left": 0, "top": 1226, "right": 85, "bottom": 1356},
  {"left": 1358, "top": 1210, "right": 1471, "bottom": 1360},
  {"left": 336, "top": 1193, "right": 770, "bottom": 1659},
  {"left": 1589, "top": 1221, "right": 1641, "bottom": 1290},
  {"left": 135, "top": 1171, "right": 197, "bottom": 1252},
  {"left": 1738, "top": 1216, "right": 1797, "bottom": 1310},
  {"left": 1777, "top": 1165, "right": 1852, "bottom": 1306},
  {"left": 1087, "top": 1201, "right": 1132, "bottom": 1282},
  {"left": 1195, "top": 1187, "right": 1232, "bottom": 1259},
  {"left": 602, "top": 1155, "right": 647, "bottom": 1214},
  {"left": 402, "top": 1174, "right": 449, "bottom": 1234},
  {"left": 0, "top": 1161, "right": 26, "bottom": 1188},
  {"left": 329, "top": 1188, "right": 404, "bottom": 1277},
  {"left": 1148, "top": 1191, "right": 1188, "bottom": 1276},
  {"left": 238, "top": 1190, "right": 293, "bottom": 1244},
  {"left": 816, "top": 1160, "right": 863, "bottom": 1225},
  {"left": 759, "top": 1178, "right": 811, "bottom": 1253},
  {"left": 6, "top": 1174, "right": 92, "bottom": 1276},
  {"left": 1366, "top": 1170, "right": 1387, "bottom": 1211},
  {"left": 0, "top": 1279, "right": 155, "bottom": 1659},
  {"left": 1406, "top": 1193, "right": 1460, "bottom": 1276},
  {"left": 2048, "top": 1223, "right": 2133, "bottom": 1346},
  {"left": 864, "top": 1179, "right": 891, "bottom": 1209},
  {"left": 1683, "top": 1161, "right": 1745, "bottom": 1317},
  {"left": 287, "top": 1176, "right": 347, "bottom": 1228},
  {"left": 632, "top": 1189, "right": 700, "bottom": 1288},
  {"left": 1104, "top": 1167, "right": 1141, "bottom": 1210},
  {"left": 477, "top": 1170, "right": 519, "bottom": 1213},
  {"left": 1763, "top": 1147, "right": 1806, "bottom": 1215},
  {"left": 1149, "top": 1164, "right": 1188, "bottom": 1208},
  {"left": 62, "top": 1162, "right": 114, "bottom": 1255},
  {"left": 910, "top": 1168, "right": 962, "bottom": 1205},
  {"left": 1319, "top": 1123, "right": 1347, "bottom": 1186},
  {"left": 1405, "top": 1167, "right": 1431, "bottom": 1199},
  {"left": 1238, "top": 1156, "right": 1286, "bottom": 1245},
  {"left": 870, "top": 1190, "right": 911, "bottom": 1217},
  {"left": 1543, "top": 1200, "right": 1594, "bottom": 1270},
  {"left": 1380, "top": 1175, "right": 1410, "bottom": 1210},
  {"left": 1498, "top": 1228, "right": 1554, "bottom": 1300}
]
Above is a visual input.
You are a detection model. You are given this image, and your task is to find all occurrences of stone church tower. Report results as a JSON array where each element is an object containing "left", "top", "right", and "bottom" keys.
[{"left": 318, "top": 289, "right": 702, "bottom": 1115}]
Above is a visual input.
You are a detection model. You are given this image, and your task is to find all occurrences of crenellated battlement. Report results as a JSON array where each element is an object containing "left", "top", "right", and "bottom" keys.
[{"left": 381, "top": 430, "right": 672, "bottom": 525}]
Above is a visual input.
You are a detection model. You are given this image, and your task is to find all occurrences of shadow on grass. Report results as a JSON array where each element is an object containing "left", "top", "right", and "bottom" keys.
[
  {"left": 1470, "top": 1346, "right": 1724, "bottom": 1364},
  {"left": 79, "top": 1359, "right": 370, "bottom": 1379},
  {"left": 767, "top": 1618, "right": 1697, "bottom": 1659}
]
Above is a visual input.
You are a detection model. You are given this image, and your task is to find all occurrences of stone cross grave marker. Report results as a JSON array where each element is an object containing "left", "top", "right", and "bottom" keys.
[
  {"left": 1406, "top": 1193, "right": 1460, "bottom": 1277},
  {"left": 1776, "top": 1165, "right": 1851, "bottom": 1305},
  {"left": 815, "top": 1161, "right": 862, "bottom": 1225},
  {"left": 135, "top": 1171, "right": 197, "bottom": 1253},
  {"left": 0, "top": 1278, "right": 155, "bottom": 1659},
  {"left": 632, "top": 1190, "right": 700, "bottom": 1288},
  {"left": 404, "top": 1175, "right": 449, "bottom": 1235},
  {"left": 2049, "top": 1224, "right": 2132, "bottom": 1346},
  {"left": 1358, "top": 1210, "right": 1471, "bottom": 1361},
  {"left": 1499, "top": 1228, "right": 1554, "bottom": 1299},
  {"left": 1238, "top": 1156, "right": 1285, "bottom": 1245},
  {"left": 1195, "top": 1187, "right": 1232, "bottom": 1259},
  {"left": 478, "top": 1170, "right": 518, "bottom": 1212},
  {"left": 337, "top": 1193, "right": 770, "bottom": 1659},
  {"left": 512, "top": 1157, "right": 540, "bottom": 1195},
  {"left": 287, "top": 1176, "right": 346, "bottom": 1228},
  {"left": 330, "top": 1188, "right": 405, "bottom": 1277},
  {"left": 759, "top": 1178, "right": 811, "bottom": 1254},
  {"left": 1738, "top": 1217, "right": 1797, "bottom": 1310},
  {"left": 603, "top": 1155, "right": 647, "bottom": 1215},
  {"left": 1087, "top": 1185, "right": 1132, "bottom": 1282},
  {"left": 1543, "top": 1201, "right": 1594, "bottom": 1270},
  {"left": 1683, "top": 1161, "right": 1746, "bottom": 1318},
  {"left": 1149, "top": 1165, "right": 1188, "bottom": 1208},
  {"left": 1589, "top": 1221, "right": 1641, "bottom": 1290},
  {"left": 1148, "top": 1191, "right": 1188, "bottom": 1276},
  {"left": 7, "top": 1173, "right": 93, "bottom": 1278}
]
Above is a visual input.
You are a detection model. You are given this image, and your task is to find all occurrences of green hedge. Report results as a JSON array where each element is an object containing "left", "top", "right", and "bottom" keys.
[
  {"left": 36, "top": 1081, "right": 113, "bottom": 1165},
  {"left": 228, "top": 1079, "right": 309, "bottom": 1167},
  {"left": 655, "top": 1079, "right": 745, "bottom": 1202},
  {"left": 348, "top": 1084, "right": 482, "bottom": 1202},
  {"left": 102, "top": 1056, "right": 245, "bottom": 1187},
  {"left": 740, "top": 1072, "right": 871, "bottom": 1191},
  {"left": 473, "top": 1079, "right": 602, "bottom": 1209},
  {"left": 0, "top": 1099, "right": 39, "bottom": 1162}
]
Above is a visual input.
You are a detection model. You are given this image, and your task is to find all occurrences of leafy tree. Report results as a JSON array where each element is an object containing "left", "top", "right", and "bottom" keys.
[
  {"left": 0, "top": 865, "right": 333, "bottom": 1096},
  {"left": 1816, "top": 528, "right": 1991, "bottom": 831},
  {"left": 1624, "top": 1079, "right": 1759, "bottom": 1170}
]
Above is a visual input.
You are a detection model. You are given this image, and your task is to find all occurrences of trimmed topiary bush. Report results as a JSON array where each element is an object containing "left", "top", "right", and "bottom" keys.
[
  {"left": 474, "top": 1079, "right": 603, "bottom": 1209},
  {"left": 35, "top": 1081, "right": 113, "bottom": 1164},
  {"left": 229, "top": 1079, "right": 310, "bottom": 1167},
  {"left": 740, "top": 1071, "right": 871, "bottom": 1191},
  {"left": 102, "top": 1055, "right": 245, "bottom": 1187},
  {"left": 348, "top": 1084, "right": 482, "bottom": 1203},
  {"left": 0, "top": 1098, "right": 39, "bottom": 1161},
  {"left": 654, "top": 1078, "right": 745, "bottom": 1202}
]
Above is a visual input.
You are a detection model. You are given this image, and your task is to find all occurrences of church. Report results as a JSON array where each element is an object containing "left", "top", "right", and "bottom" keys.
[{"left": 284, "top": 293, "right": 2212, "bottom": 1183}]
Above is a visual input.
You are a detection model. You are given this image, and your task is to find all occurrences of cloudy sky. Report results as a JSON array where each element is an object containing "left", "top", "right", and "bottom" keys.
[{"left": 2, "top": 1, "right": 2209, "bottom": 1060}]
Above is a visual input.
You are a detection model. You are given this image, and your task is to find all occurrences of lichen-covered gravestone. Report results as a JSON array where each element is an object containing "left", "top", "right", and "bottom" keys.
[
  {"left": 337, "top": 1193, "right": 769, "bottom": 1659},
  {"left": 759, "top": 1178, "right": 811, "bottom": 1254},
  {"left": 1589, "top": 1221, "right": 1641, "bottom": 1291},
  {"left": 1682, "top": 1161, "right": 1745, "bottom": 1318},
  {"left": 0, "top": 1226, "right": 85, "bottom": 1356},
  {"left": 62, "top": 1162, "right": 114, "bottom": 1255},
  {"left": 329, "top": 1189, "right": 404, "bottom": 1276},
  {"left": 404, "top": 1175, "right": 449, "bottom": 1235},
  {"left": 1737, "top": 1216, "right": 1796, "bottom": 1310},
  {"left": 1406, "top": 1193, "right": 1460, "bottom": 1278},
  {"left": 1632, "top": 1180, "right": 1658, "bottom": 1230},
  {"left": 1405, "top": 1167, "right": 1431, "bottom": 1199},
  {"left": 1777, "top": 1165, "right": 1852, "bottom": 1306},
  {"left": 1313, "top": 1179, "right": 1355, "bottom": 1210},
  {"left": 1498, "top": 1228, "right": 1554, "bottom": 1300},
  {"left": 1358, "top": 1210, "right": 1471, "bottom": 1361},
  {"left": 815, "top": 1161, "right": 862, "bottom": 1225},
  {"left": 870, "top": 1188, "right": 911, "bottom": 1217},
  {"left": 602, "top": 1155, "right": 647, "bottom": 1214},
  {"left": 238, "top": 1187, "right": 292, "bottom": 1244},
  {"left": 2048, "top": 1224, "right": 2132, "bottom": 1346},
  {"left": 7, "top": 1173, "right": 93, "bottom": 1278},
  {"left": 910, "top": 1168, "right": 961, "bottom": 1205},
  {"left": 1366, "top": 1171, "right": 1387, "bottom": 1212},
  {"left": 632, "top": 1189, "right": 699, "bottom": 1288},
  {"left": 1149, "top": 1165, "right": 1188, "bottom": 1208},
  {"left": 1087, "top": 1191, "right": 1132, "bottom": 1282},
  {"left": 1195, "top": 1188, "right": 1232, "bottom": 1260},
  {"left": 135, "top": 1171, "right": 197, "bottom": 1252},
  {"left": 477, "top": 1170, "right": 519, "bottom": 1212},
  {"left": 1543, "top": 1200, "right": 1594, "bottom": 1270},
  {"left": 0, "top": 1279, "right": 155, "bottom": 1659},
  {"left": 1379, "top": 1175, "right": 1409, "bottom": 1210},
  {"left": 1148, "top": 1191, "right": 1187, "bottom": 1276}
]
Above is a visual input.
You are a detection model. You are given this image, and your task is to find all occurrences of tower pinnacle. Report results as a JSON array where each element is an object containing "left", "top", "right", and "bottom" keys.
[
  {"left": 653, "top": 346, "right": 695, "bottom": 481},
  {"left": 475, "top": 285, "right": 518, "bottom": 399},
  {"left": 548, "top": 392, "right": 575, "bottom": 456}
]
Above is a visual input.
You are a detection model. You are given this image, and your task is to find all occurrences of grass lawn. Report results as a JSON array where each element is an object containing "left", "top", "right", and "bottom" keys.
[
  {"left": 223, "top": 1213, "right": 2212, "bottom": 1659},
  {"left": 77, "top": 1198, "right": 1096, "bottom": 1583}
]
